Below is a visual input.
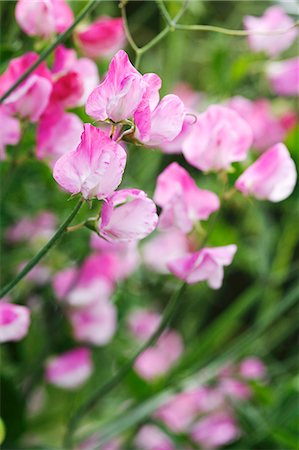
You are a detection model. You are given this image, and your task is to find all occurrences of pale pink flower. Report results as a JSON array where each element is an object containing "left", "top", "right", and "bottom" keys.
[
  {"left": 53, "top": 123, "right": 127, "bottom": 199},
  {"left": 244, "top": 6, "right": 298, "bottom": 57},
  {"left": 135, "top": 425, "right": 174, "bottom": 450},
  {"left": 191, "top": 412, "right": 240, "bottom": 449},
  {"left": 45, "top": 347, "right": 93, "bottom": 389},
  {"left": 239, "top": 357, "right": 266, "bottom": 379},
  {"left": 52, "top": 267, "right": 78, "bottom": 299},
  {"left": 76, "top": 17, "right": 125, "bottom": 60},
  {"left": 6, "top": 212, "right": 57, "bottom": 244},
  {"left": 182, "top": 105, "right": 252, "bottom": 171},
  {"left": 0, "top": 302, "right": 30, "bottom": 343},
  {"left": 235, "top": 143, "right": 297, "bottom": 202},
  {"left": 266, "top": 57, "right": 299, "bottom": 96},
  {"left": 143, "top": 229, "right": 189, "bottom": 274},
  {"left": 0, "top": 108, "right": 21, "bottom": 160},
  {"left": 219, "top": 378, "right": 252, "bottom": 401},
  {"left": 99, "top": 189, "right": 158, "bottom": 242},
  {"left": 154, "top": 162, "right": 220, "bottom": 232},
  {"left": 128, "top": 309, "right": 161, "bottom": 341},
  {"left": 18, "top": 262, "right": 51, "bottom": 286},
  {"left": 86, "top": 50, "right": 146, "bottom": 122},
  {"left": 69, "top": 299, "right": 116, "bottom": 346},
  {"left": 168, "top": 245, "right": 237, "bottom": 288},
  {"left": 159, "top": 115, "right": 195, "bottom": 154},
  {"left": 227, "top": 96, "right": 285, "bottom": 151},
  {"left": 172, "top": 82, "right": 203, "bottom": 110},
  {"left": 16, "top": 0, "right": 74, "bottom": 38}
]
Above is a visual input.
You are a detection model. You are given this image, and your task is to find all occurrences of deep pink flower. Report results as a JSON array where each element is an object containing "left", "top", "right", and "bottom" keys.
[
  {"left": 182, "top": 105, "right": 252, "bottom": 171},
  {"left": 99, "top": 189, "right": 158, "bottom": 242},
  {"left": 168, "top": 245, "right": 237, "bottom": 288},
  {"left": 191, "top": 412, "right": 240, "bottom": 448},
  {"left": 154, "top": 162, "right": 220, "bottom": 232},
  {"left": 45, "top": 347, "right": 93, "bottom": 389},
  {"left": 16, "top": 0, "right": 74, "bottom": 38},
  {"left": 86, "top": 50, "right": 146, "bottom": 122},
  {"left": 134, "top": 425, "right": 174, "bottom": 450},
  {"left": 266, "top": 57, "right": 299, "bottom": 96},
  {"left": 235, "top": 143, "right": 297, "bottom": 202},
  {"left": 76, "top": 17, "right": 125, "bottom": 59},
  {"left": 239, "top": 357, "right": 266, "bottom": 379},
  {"left": 0, "top": 107, "right": 21, "bottom": 160},
  {"left": 244, "top": 6, "right": 298, "bottom": 57},
  {"left": 53, "top": 123, "right": 127, "bottom": 199},
  {"left": 0, "top": 302, "right": 30, "bottom": 343},
  {"left": 128, "top": 309, "right": 161, "bottom": 341}
]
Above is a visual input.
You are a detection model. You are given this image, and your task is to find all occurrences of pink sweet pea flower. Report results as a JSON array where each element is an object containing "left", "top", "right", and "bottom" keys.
[
  {"left": 182, "top": 105, "right": 253, "bottom": 172},
  {"left": 266, "top": 57, "right": 299, "bottom": 96},
  {"left": 227, "top": 96, "right": 285, "bottom": 152},
  {"left": 37, "top": 104, "right": 83, "bottom": 165},
  {"left": 0, "top": 302, "right": 30, "bottom": 343},
  {"left": 143, "top": 229, "right": 189, "bottom": 274},
  {"left": 0, "top": 107, "right": 21, "bottom": 160},
  {"left": 235, "top": 143, "right": 297, "bottom": 202},
  {"left": 52, "top": 267, "right": 78, "bottom": 299},
  {"left": 16, "top": 0, "right": 74, "bottom": 38},
  {"left": 128, "top": 309, "right": 161, "bottom": 341},
  {"left": 134, "top": 425, "right": 174, "bottom": 450},
  {"left": 191, "top": 412, "right": 240, "bottom": 449},
  {"left": 168, "top": 245, "right": 237, "bottom": 288},
  {"left": 53, "top": 123, "right": 127, "bottom": 199},
  {"left": 239, "top": 357, "right": 266, "bottom": 379},
  {"left": 159, "top": 115, "right": 195, "bottom": 154},
  {"left": 45, "top": 347, "right": 93, "bottom": 389},
  {"left": 99, "top": 189, "right": 158, "bottom": 242},
  {"left": 76, "top": 16, "right": 126, "bottom": 60},
  {"left": 69, "top": 298, "right": 116, "bottom": 346},
  {"left": 154, "top": 163, "right": 220, "bottom": 232},
  {"left": 244, "top": 6, "right": 298, "bottom": 57},
  {"left": 219, "top": 378, "right": 252, "bottom": 401},
  {"left": 6, "top": 212, "right": 57, "bottom": 244},
  {"left": 86, "top": 50, "right": 146, "bottom": 122}
]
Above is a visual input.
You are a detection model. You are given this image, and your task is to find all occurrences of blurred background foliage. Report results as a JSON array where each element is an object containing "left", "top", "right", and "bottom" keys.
[{"left": 0, "top": 0, "right": 298, "bottom": 449}]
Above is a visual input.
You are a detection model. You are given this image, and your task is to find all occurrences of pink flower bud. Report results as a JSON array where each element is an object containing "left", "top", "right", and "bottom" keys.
[
  {"left": 191, "top": 412, "right": 240, "bottom": 448},
  {"left": 128, "top": 309, "right": 161, "bottom": 341},
  {"left": 0, "top": 302, "right": 30, "bottom": 343},
  {"left": 239, "top": 357, "right": 266, "bottom": 379},
  {"left": 219, "top": 378, "right": 252, "bottom": 400},
  {"left": 266, "top": 57, "right": 299, "bottom": 96},
  {"left": 235, "top": 143, "right": 297, "bottom": 202}
]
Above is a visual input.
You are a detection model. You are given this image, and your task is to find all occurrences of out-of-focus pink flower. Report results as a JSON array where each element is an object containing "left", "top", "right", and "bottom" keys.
[
  {"left": 168, "top": 245, "right": 237, "bottom": 288},
  {"left": 18, "top": 262, "right": 51, "bottom": 286},
  {"left": 6, "top": 212, "right": 57, "bottom": 244},
  {"left": 134, "top": 330, "right": 183, "bottom": 381},
  {"left": 52, "top": 267, "right": 78, "bottom": 299},
  {"left": 235, "top": 143, "right": 297, "bottom": 202},
  {"left": 99, "top": 189, "right": 158, "bottom": 242},
  {"left": 16, "top": 0, "right": 74, "bottom": 38},
  {"left": 69, "top": 298, "right": 116, "bottom": 346},
  {"left": 173, "top": 82, "right": 203, "bottom": 110},
  {"left": 37, "top": 104, "right": 83, "bottom": 165},
  {"left": 78, "top": 434, "right": 122, "bottom": 450},
  {"left": 0, "top": 107, "right": 21, "bottom": 160},
  {"left": 227, "top": 96, "right": 285, "bottom": 151},
  {"left": 191, "top": 412, "right": 240, "bottom": 449},
  {"left": 219, "top": 378, "right": 252, "bottom": 401},
  {"left": 182, "top": 105, "right": 252, "bottom": 171},
  {"left": 53, "top": 123, "right": 127, "bottom": 199},
  {"left": 134, "top": 425, "right": 174, "bottom": 450},
  {"left": 0, "top": 302, "right": 30, "bottom": 343},
  {"left": 244, "top": 6, "right": 298, "bottom": 57},
  {"left": 45, "top": 347, "right": 93, "bottom": 389},
  {"left": 266, "top": 57, "right": 299, "bottom": 96},
  {"left": 239, "top": 357, "right": 266, "bottom": 379},
  {"left": 86, "top": 50, "right": 146, "bottom": 122},
  {"left": 128, "top": 309, "right": 161, "bottom": 341},
  {"left": 76, "top": 17, "right": 125, "bottom": 59},
  {"left": 154, "top": 163, "right": 220, "bottom": 232}
]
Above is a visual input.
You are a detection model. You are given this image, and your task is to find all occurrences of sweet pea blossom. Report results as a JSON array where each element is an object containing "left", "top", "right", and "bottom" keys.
[
  {"left": 168, "top": 245, "right": 237, "bottom": 288},
  {"left": 0, "top": 302, "right": 30, "bottom": 343},
  {"left": 182, "top": 105, "right": 253, "bottom": 171},
  {"left": 86, "top": 50, "right": 147, "bottom": 122},
  {"left": 6, "top": 212, "right": 57, "bottom": 244},
  {"left": 76, "top": 17, "right": 125, "bottom": 59},
  {"left": 45, "top": 347, "right": 93, "bottom": 389},
  {"left": 99, "top": 189, "right": 158, "bottom": 242},
  {"left": 134, "top": 425, "right": 174, "bottom": 450},
  {"left": 266, "top": 57, "right": 299, "bottom": 96},
  {"left": 0, "top": 108, "right": 21, "bottom": 160},
  {"left": 191, "top": 412, "right": 240, "bottom": 449},
  {"left": 239, "top": 357, "right": 266, "bottom": 379},
  {"left": 53, "top": 123, "right": 127, "bottom": 199},
  {"left": 219, "top": 378, "right": 252, "bottom": 401},
  {"left": 128, "top": 309, "right": 161, "bottom": 341},
  {"left": 235, "top": 143, "right": 297, "bottom": 202},
  {"left": 154, "top": 163, "right": 220, "bottom": 232},
  {"left": 244, "top": 6, "right": 298, "bottom": 57},
  {"left": 16, "top": 0, "right": 74, "bottom": 38}
]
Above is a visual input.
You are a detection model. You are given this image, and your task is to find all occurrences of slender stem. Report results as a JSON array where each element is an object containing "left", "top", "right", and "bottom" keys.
[
  {"left": 155, "top": 0, "right": 173, "bottom": 27},
  {"left": 0, "top": 199, "right": 84, "bottom": 299},
  {"left": 0, "top": 0, "right": 99, "bottom": 104},
  {"left": 120, "top": 2, "right": 141, "bottom": 53},
  {"left": 175, "top": 21, "right": 299, "bottom": 36},
  {"left": 63, "top": 282, "right": 186, "bottom": 449}
]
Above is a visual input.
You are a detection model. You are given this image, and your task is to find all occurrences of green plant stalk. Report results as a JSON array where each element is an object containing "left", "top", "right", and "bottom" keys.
[
  {"left": 0, "top": 0, "right": 99, "bottom": 104},
  {"left": 0, "top": 198, "right": 84, "bottom": 298},
  {"left": 63, "top": 282, "right": 186, "bottom": 448}
]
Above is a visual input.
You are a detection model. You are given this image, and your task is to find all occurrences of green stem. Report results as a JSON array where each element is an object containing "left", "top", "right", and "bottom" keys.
[
  {"left": 175, "top": 21, "right": 299, "bottom": 36},
  {"left": 63, "top": 282, "right": 186, "bottom": 449},
  {"left": 0, "top": 0, "right": 99, "bottom": 104},
  {"left": 0, "top": 199, "right": 84, "bottom": 298}
]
